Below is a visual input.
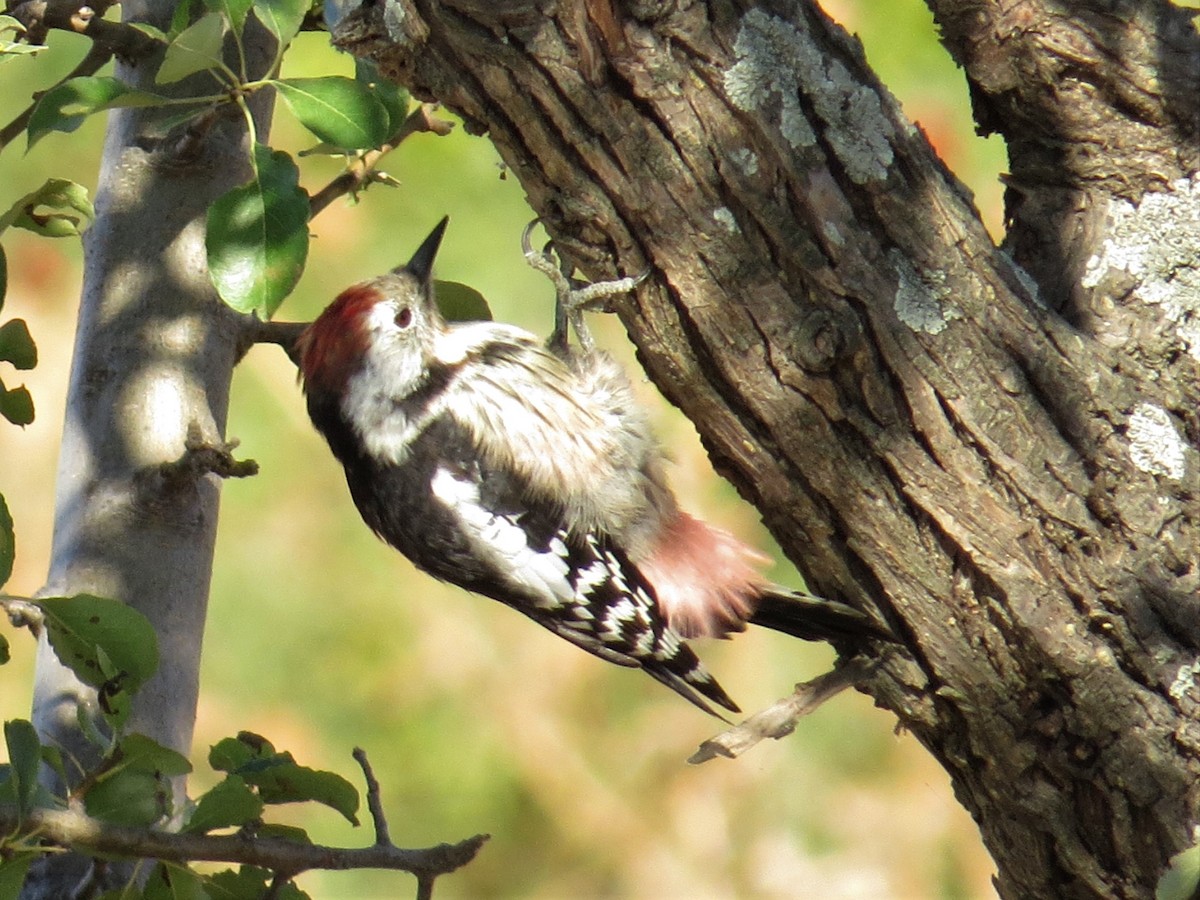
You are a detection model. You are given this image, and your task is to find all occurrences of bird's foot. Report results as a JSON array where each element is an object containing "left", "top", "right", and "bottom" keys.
[{"left": 521, "top": 219, "right": 648, "bottom": 355}]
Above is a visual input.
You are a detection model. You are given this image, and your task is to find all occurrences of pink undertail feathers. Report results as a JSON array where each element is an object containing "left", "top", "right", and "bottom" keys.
[{"left": 638, "top": 511, "right": 773, "bottom": 639}]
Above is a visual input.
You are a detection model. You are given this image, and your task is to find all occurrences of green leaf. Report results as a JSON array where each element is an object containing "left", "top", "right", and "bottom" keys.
[
  {"left": 107, "top": 733, "right": 192, "bottom": 778},
  {"left": 0, "top": 319, "right": 36, "bottom": 369},
  {"left": 27, "top": 77, "right": 167, "bottom": 149},
  {"left": 252, "top": 0, "right": 306, "bottom": 50},
  {"left": 205, "top": 0, "right": 253, "bottom": 35},
  {"left": 3, "top": 719, "right": 41, "bottom": 815},
  {"left": 37, "top": 594, "right": 159, "bottom": 695},
  {"left": 256, "top": 822, "right": 311, "bottom": 843},
  {"left": 249, "top": 759, "right": 359, "bottom": 825},
  {"left": 0, "top": 635, "right": 9, "bottom": 666},
  {"left": 435, "top": 280, "right": 492, "bottom": 322},
  {"left": 207, "top": 867, "right": 308, "bottom": 900},
  {"left": 209, "top": 732, "right": 272, "bottom": 773},
  {"left": 1, "top": 244, "right": 7, "bottom": 306},
  {"left": 274, "top": 77, "right": 389, "bottom": 151},
  {"left": 0, "top": 382, "right": 33, "bottom": 426},
  {"left": 0, "top": 853, "right": 35, "bottom": 900},
  {"left": 0, "top": 42, "right": 44, "bottom": 65},
  {"left": 157, "top": 12, "right": 227, "bottom": 85},
  {"left": 129, "top": 22, "right": 169, "bottom": 43},
  {"left": 144, "top": 863, "right": 208, "bottom": 900},
  {"left": 206, "top": 144, "right": 308, "bottom": 318},
  {"left": 0, "top": 18, "right": 44, "bottom": 68},
  {"left": 1158, "top": 842, "right": 1200, "bottom": 900},
  {"left": 39, "top": 744, "right": 67, "bottom": 789},
  {"left": 184, "top": 774, "right": 263, "bottom": 834},
  {"left": 84, "top": 768, "right": 169, "bottom": 826},
  {"left": 0, "top": 492, "right": 12, "bottom": 587},
  {"left": 205, "top": 867, "right": 270, "bottom": 900},
  {"left": 0, "top": 179, "right": 94, "bottom": 239},
  {"left": 355, "top": 59, "right": 408, "bottom": 136},
  {"left": 168, "top": 0, "right": 199, "bottom": 39},
  {"left": 208, "top": 732, "right": 358, "bottom": 825}
]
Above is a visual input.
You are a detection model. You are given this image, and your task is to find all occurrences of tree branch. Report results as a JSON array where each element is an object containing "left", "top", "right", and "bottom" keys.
[
  {"left": 689, "top": 658, "right": 879, "bottom": 764},
  {"left": 0, "top": 804, "right": 488, "bottom": 884},
  {"left": 8, "top": 0, "right": 159, "bottom": 54},
  {"left": 238, "top": 318, "right": 308, "bottom": 364}
]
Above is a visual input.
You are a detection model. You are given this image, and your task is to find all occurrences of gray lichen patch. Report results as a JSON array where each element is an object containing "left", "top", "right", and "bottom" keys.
[
  {"left": 730, "top": 147, "right": 760, "bottom": 177},
  {"left": 1169, "top": 660, "right": 1200, "bottom": 702},
  {"left": 891, "top": 250, "right": 961, "bottom": 334},
  {"left": 1081, "top": 174, "right": 1200, "bottom": 361},
  {"left": 723, "top": 9, "right": 894, "bottom": 184},
  {"left": 1127, "top": 402, "right": 1187, "bottom": 481},
  {"left": 712, "top": 207, "right": 740, "bottom": 234}
]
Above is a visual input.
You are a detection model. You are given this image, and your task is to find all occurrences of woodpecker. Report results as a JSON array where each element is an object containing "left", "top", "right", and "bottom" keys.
[{"left": 296, "top": 217, "right": 878, "bottom": 715}]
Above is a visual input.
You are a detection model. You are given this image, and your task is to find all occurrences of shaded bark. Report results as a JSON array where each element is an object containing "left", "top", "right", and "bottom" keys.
[{"left": 332, "top": 1, "right": 1200, "bottom": 897}]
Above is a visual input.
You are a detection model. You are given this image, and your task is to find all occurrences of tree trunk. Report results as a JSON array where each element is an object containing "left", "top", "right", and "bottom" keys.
[
  {"left": 333, "top": 1, "right": 1200, "bottom": 897},
  {"left": 23, "top": 4, "right": 275, "bottom": 895}
]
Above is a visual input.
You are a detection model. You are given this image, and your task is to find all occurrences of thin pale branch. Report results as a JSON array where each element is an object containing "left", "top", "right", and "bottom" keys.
[{"left": 689, "top": 658, "right": 879, "bottom": 764}]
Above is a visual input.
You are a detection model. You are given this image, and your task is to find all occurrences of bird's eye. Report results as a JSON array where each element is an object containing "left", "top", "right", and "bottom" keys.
[{"left": 395, "top": 306, "right": 413, "bottom": 329}]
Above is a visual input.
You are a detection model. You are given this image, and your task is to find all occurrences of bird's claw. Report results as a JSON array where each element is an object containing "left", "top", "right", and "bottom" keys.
[{"left": 521, "top": 218, "right": 649, "bottom": 356}]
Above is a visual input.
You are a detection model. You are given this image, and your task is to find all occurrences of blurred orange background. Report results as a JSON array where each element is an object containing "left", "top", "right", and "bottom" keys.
[{"left": 1, "top": 1, "right": 1006, "bottom": 896}]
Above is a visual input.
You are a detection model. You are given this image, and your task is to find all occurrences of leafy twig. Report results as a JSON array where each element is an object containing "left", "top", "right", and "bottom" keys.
[
  {"left": 8, "top": 0, "right": 156, "bottom": 53},
  {"left": 308, "top": 103, "right": 454, "bottom": 219},
  {"left": 0, "top": 42, "right": 112, "bottom": 152},
  {"left": 0, "top": 0, "right": 164, "bottom": 152},
  {"left": 0, "top": 803, "right": 489, "bottom": 882}
]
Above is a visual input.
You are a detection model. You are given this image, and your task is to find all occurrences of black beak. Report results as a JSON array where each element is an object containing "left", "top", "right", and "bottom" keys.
[{"left": 403, "top": 216, "right": 449, "bottom": 282}]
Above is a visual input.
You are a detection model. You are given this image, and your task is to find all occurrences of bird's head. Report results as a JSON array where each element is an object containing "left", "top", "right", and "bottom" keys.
[{"left": 297, "top": 217, "right": 449, "bottom": 399}]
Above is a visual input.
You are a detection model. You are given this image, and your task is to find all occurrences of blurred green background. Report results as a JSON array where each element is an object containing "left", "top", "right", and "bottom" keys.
[{"left": 1, "top": 1, "right": 1005, "bottom": 896}]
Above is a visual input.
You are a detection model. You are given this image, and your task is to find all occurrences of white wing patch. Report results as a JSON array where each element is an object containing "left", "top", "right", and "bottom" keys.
[{"left": 429, "top": 466, "right": 572, "bottom": 611}]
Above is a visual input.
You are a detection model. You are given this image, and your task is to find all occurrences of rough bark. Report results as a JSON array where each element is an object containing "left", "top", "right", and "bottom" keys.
[
  {"left": 332, "top": 1, "right": 1200, "bottom": 897},
  {"left": 22, "top": 4, "right": 275, "bottom": 896}
]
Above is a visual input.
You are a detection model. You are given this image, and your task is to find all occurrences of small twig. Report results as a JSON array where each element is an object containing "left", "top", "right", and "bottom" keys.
[
  {"left": 353, "top": 747, "right": 391, "bottom": 848},
  {"left": 1, "top": 593, "right": 45, "bottom": 633},
  {"left": 9, "top": 0, "right": 156, "bottom": 52},
  {"left": 148, "top": 426, "right": 259, "bottom": 497},
  {"left": 239, "top": 318, "right": 308, "bottom": 365},
  {"left": 308, "top": 103, "right": 454, "bottom": 219},
  {"left": 689, "top": 657, "right": 879, "bottom": 764}
]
